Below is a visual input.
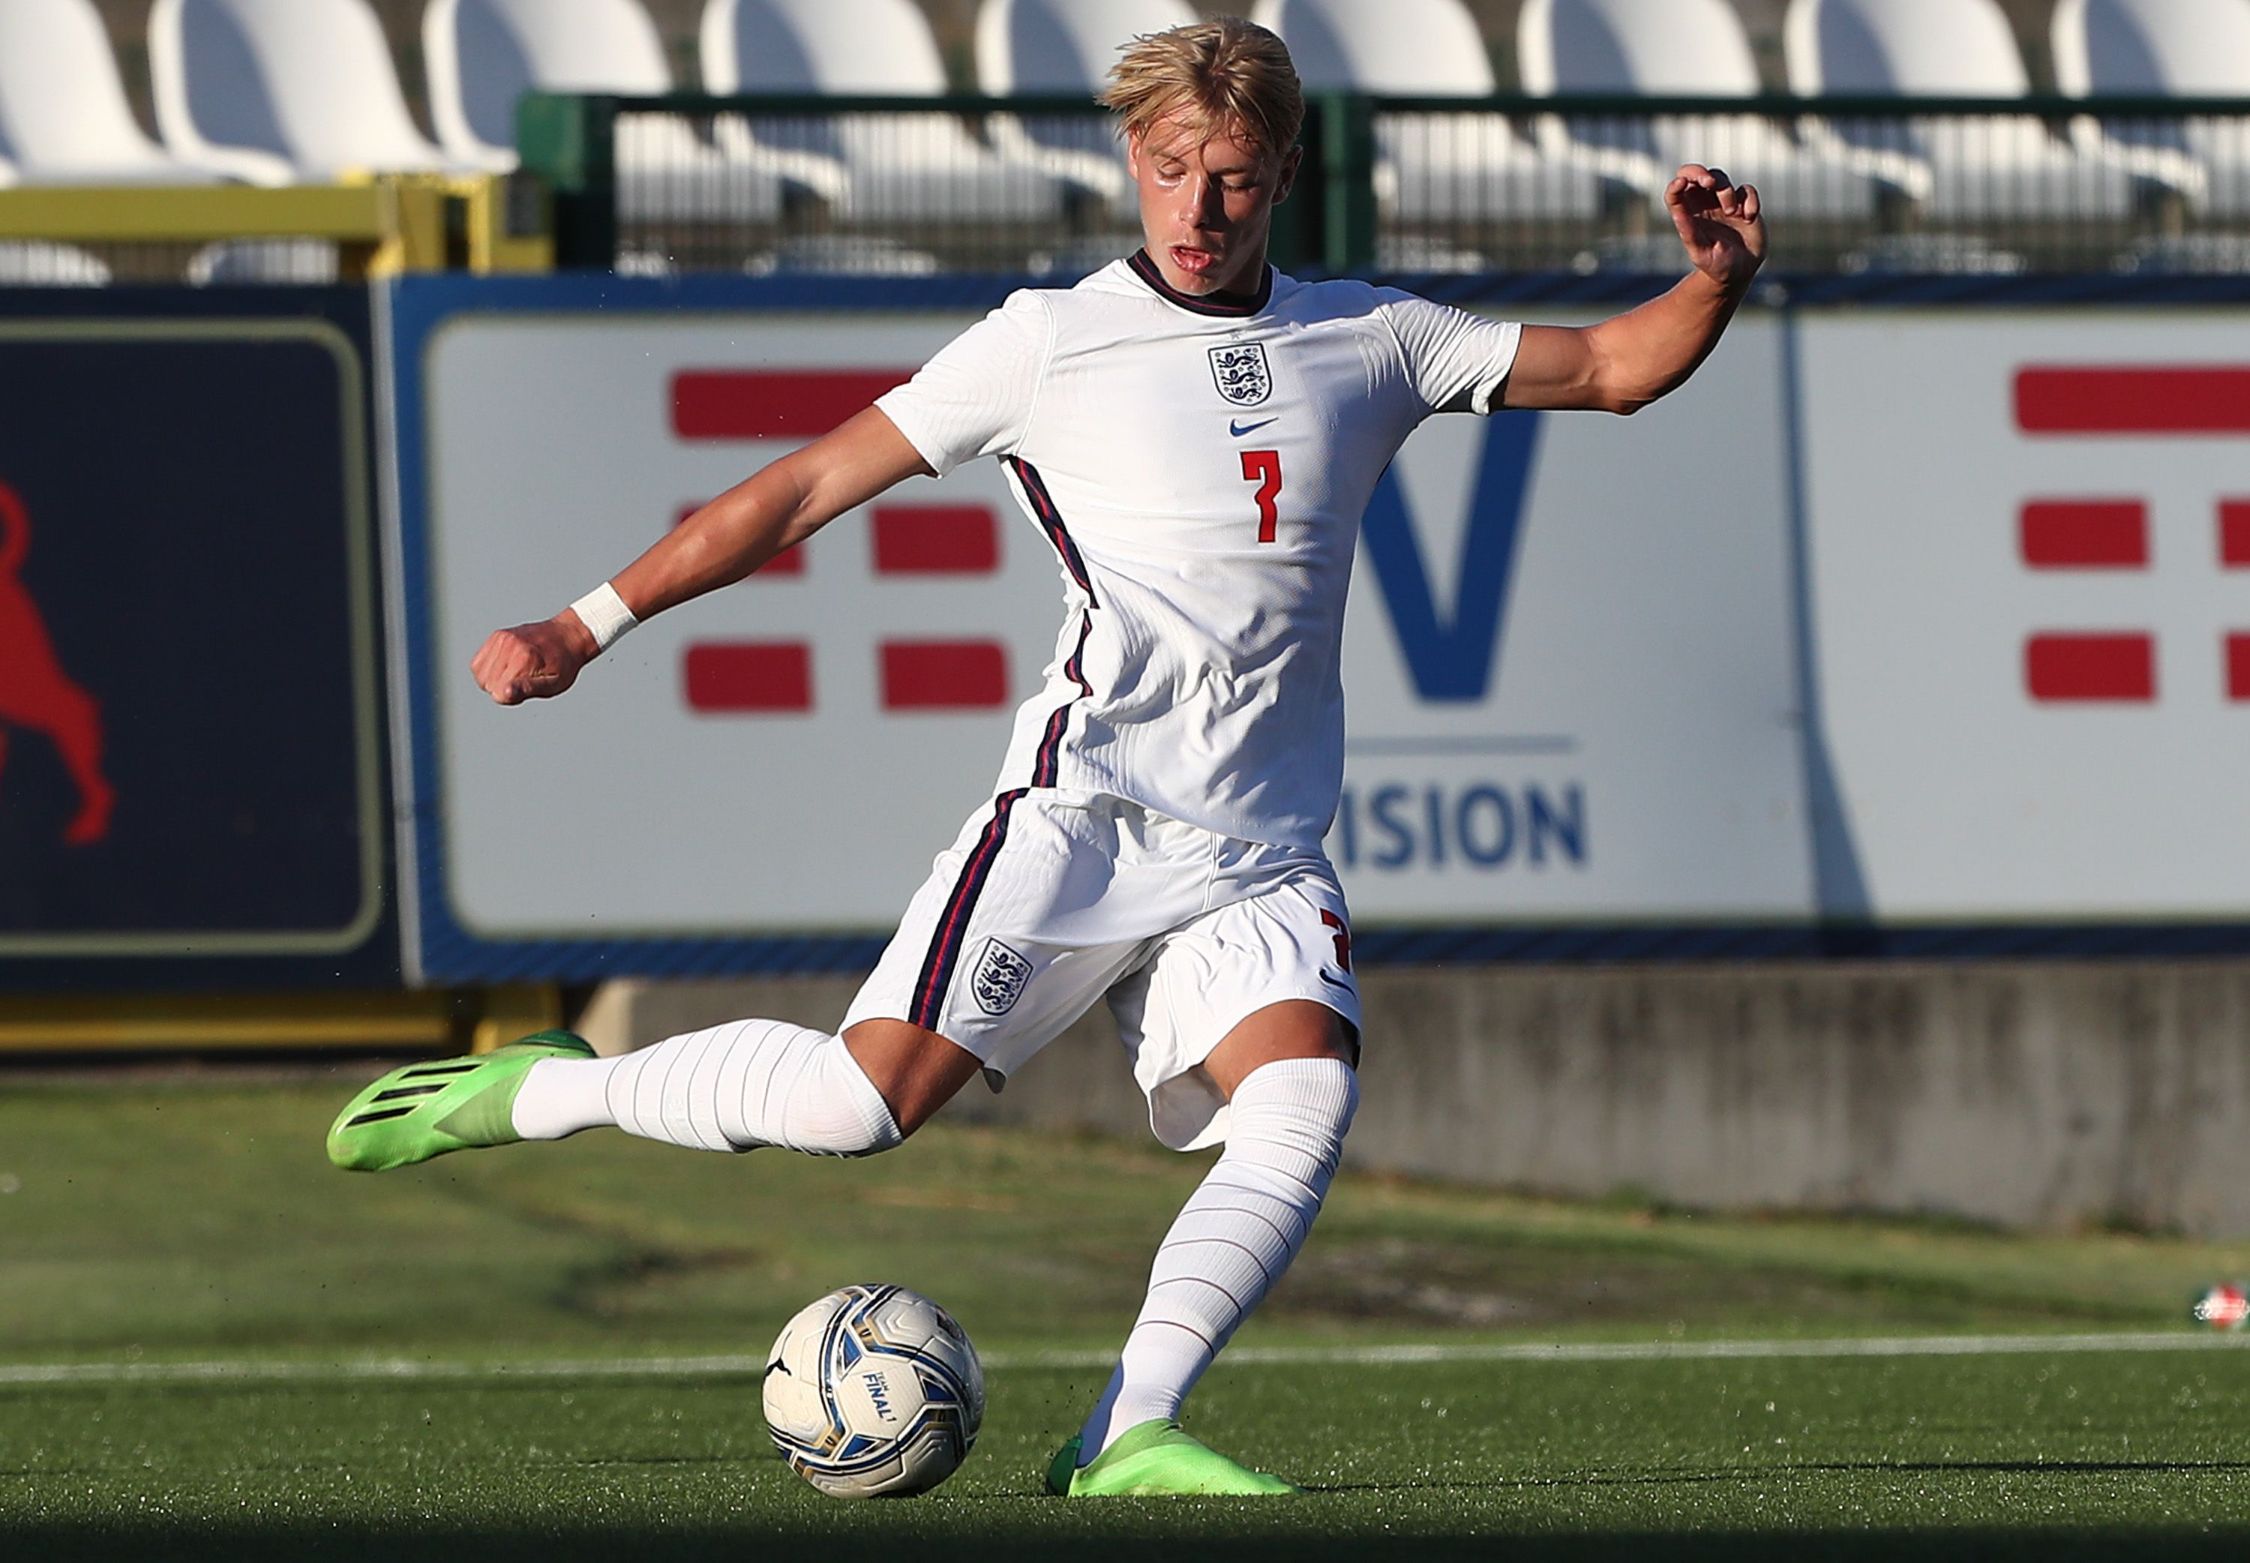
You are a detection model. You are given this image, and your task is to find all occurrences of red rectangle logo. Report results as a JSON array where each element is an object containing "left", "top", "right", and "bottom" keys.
[
  {"left": 672, "top": 371, "right": 910, "bottom": 440},
  {"left": 880, "top": 640, "right": 1009, "bottom": 710},
  {"left": 683, "top": 643, "right": 812, "bottom": 712},
  {"left": 873, "top": 505, "right": 999, "bottom": 574},
  {"left": 2019, "top": 501, "right": 2148, "bottom": 568},
  {"left": 2025, "top": 633, "right": 2155, "bottom": 702},
  {"left": 2222, "top": 502, "right": 2250, "bottom": 568},
  {"left": 2230, "top": 635, "right": 2250, "bottom": 701},
  {"left": 2016, "top": 368, "right": 2250, "bottom": 434}
]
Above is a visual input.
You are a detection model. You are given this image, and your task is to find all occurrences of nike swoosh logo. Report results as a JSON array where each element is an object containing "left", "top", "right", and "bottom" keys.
[
  {"left": 1318, "top": 969, "right": 1353, "bottom": 990},
  {"left": 1230, "top": 417, "right": 1277, "bottom": 437}
]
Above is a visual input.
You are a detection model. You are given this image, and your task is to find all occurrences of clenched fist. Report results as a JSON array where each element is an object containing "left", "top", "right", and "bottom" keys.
[{"left": 471, "top": 612, "right": 600, "bottom": 705}]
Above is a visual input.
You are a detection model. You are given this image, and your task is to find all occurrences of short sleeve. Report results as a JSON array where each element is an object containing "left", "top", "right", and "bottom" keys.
[
  {"left": 874, "top": 289, "right": 1052, "bottom": 476},
  {"left": 1378, "top": 291, "right": 1524, "bottom": 416}
]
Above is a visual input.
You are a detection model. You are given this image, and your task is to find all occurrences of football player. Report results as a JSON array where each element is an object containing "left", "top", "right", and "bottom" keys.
[{"left": 331, "top": 16, "right": 1763, "bottom": 1497}]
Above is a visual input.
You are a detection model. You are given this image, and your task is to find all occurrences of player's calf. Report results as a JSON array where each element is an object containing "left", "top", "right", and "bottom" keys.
[
  {"left": 329, "top": 1018, "right": 915, "bottom": 1171},
  {"left": 507, "top": 1018, "right": 908, "bottom": 1155}
]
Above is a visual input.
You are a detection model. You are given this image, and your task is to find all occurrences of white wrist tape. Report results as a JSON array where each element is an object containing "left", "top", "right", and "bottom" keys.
[{"left": 569, "top": 582, "right": 638, "bottom": 653}]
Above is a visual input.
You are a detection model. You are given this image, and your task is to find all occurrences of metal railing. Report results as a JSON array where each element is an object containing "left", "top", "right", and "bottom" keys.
[{"left": 520, "top": 91, "right": 2250, "bottom": 278}]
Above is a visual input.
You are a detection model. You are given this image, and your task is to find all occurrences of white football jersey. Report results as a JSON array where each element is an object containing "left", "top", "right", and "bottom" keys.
[{"left": 875, "top": 252, "right": 1523, "bottom": 849}]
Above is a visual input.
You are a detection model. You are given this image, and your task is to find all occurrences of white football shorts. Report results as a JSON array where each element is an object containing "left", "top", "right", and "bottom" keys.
[{"left": 843, "top": 789, "right": 1362, "bottom": 1151}]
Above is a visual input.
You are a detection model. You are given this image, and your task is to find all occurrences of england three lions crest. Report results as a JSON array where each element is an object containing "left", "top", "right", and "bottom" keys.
[
  {"left": 970, "top": 938, "right": 1033, "bottom": 1016},
  {"left": 1207, "top": 341, "right": 1272, "bottom": 407}
]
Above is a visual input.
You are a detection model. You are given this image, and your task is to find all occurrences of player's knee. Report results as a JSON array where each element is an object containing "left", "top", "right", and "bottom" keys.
[
  {"left": 1221, "top": 1056, "right": 1358, "bottom": 1198},
  {"left": 784, "top": 1101, "right": 903, "bottom": 1159},
  {"left": 841, "top": 1019, "right": 983, "bottom": 1140},
  {"left": 780, "top": 1039, "right": 907, "bottom": 1158},
  {"left": 812, "top": 1119, "right": 905, "bottom": 1158},
  {"left": 1206, "top": 1000, "right": 1357, "bottom": 1098},
  {"left": 1233, "top": 1054, "right": 1359, "bottom": 1141}
]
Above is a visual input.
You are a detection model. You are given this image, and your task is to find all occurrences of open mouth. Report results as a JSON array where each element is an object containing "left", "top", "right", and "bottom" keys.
[{"left": 1169, "top": 245, "right": 1219, "bottom": 276}]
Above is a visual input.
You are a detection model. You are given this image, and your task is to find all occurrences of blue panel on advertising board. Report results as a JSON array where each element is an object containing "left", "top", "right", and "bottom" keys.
[{"left": 0, "top": 288, "right": 393, "bottom": 990}]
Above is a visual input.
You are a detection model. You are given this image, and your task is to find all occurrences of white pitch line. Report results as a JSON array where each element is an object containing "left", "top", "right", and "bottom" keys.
[
  {"left": 0, "top": 1332, "right": 2241, "bottom": 1389},
  {"left": 1213, "top": 1332, "right": 2250, "bottom": 1367}
]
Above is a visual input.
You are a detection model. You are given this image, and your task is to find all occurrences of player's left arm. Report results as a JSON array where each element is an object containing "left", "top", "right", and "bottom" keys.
[{"left": 1503, "top": 164, "right": 1765, "bottom": 415}]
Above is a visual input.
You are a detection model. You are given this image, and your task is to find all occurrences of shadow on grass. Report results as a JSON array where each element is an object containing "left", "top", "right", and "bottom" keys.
[
  {"left": 12, "top": 1524, "right": 2250, "bottom": 1563},
  {"left": 1312, "top": 1458, "right": 2250, "bottom": 1493}
]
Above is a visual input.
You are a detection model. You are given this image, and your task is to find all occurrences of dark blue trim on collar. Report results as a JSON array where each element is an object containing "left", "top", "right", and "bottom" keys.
[{"left": 1127, "top": 248, "right": 1273, "bottom": 316}]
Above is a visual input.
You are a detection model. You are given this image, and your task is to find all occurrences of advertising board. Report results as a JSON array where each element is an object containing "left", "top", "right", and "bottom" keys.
[
  {"left": 1794, "top": 314, "right": 2250, "bottom": 921},
  {"left": 0, "top": 289, "right": 392, "bottom": 990},
  {"left": 386, "top": 277, "right": 1806, "bottom": 979},
  {"left": 385, "top": 277, "right": 2250, "bottom": 978}
]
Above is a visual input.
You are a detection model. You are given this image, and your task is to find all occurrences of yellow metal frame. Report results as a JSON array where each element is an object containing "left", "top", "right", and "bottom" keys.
[
  {"left": 0, "top": 183, "right": 389, "bottom": 243},
  {"left": 455, "top": 173, "right": 554, "bottom": 274},
  {"left": 0, "top": 174, "right": 551, "bottom": 277}
]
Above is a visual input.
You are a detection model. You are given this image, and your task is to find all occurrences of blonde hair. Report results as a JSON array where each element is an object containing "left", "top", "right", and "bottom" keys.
[{"left": 1099, "top": 17, "right": 1304, "bottom": 157}]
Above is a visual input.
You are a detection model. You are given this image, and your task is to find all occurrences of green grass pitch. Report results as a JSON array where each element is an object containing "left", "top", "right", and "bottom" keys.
[{"left": 5, "top": 1072, "right": 2250, "bottom": 1559}]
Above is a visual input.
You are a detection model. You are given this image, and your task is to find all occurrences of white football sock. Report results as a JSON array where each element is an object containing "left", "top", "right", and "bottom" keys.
[
  {"left": 1076, "top": 1056, "right": 1359, "bottom": 1463},
  {"left": 509, "top": 1019, "right": 901, "bottom": 1157}
]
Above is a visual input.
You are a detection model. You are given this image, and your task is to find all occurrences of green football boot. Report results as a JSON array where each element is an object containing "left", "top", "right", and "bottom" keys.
[
  {"left": 1045, "top": 1420, "right": 1300, "bottom": 1497},
  {"left": 327, "top": 1030, "right": 595, "bottom": 1172}
]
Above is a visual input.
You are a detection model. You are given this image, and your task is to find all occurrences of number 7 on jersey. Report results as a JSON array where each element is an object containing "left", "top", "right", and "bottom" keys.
[{"left": 1240, "top": 449, "right": 1282, "bottom": 543}]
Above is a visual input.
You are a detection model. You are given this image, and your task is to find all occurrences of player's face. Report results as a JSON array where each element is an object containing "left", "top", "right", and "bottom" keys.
[{"left": 1126, "top": 112, "right": 1299, "bottom": 298}]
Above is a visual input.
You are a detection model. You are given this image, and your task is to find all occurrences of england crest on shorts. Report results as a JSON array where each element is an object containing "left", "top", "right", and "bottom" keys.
[
  {"left": 970, "top": 938, "right": 1033, "bottom": 1016},
  {"left": 1207, "top": 341, "right": 1272, "bottom": 407}
]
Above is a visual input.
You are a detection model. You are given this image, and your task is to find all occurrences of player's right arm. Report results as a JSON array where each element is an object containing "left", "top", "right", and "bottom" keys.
[{"left": 471, "top": 408, "right": 931, "bottom": 706}]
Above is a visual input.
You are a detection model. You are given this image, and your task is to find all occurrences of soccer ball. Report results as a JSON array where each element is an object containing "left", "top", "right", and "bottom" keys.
[{"left": 761, "top": 1283, "right": 985, "bottom": 1498}]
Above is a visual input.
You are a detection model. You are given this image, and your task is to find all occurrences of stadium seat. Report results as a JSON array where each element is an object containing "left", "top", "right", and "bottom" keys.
[
  {"left": 150, "top": 0, "right": 482, "bottom": 185},
  {"left": 973, "top": 0, "right": 1198, "bottom": 211},
  {"left": 1517, "top": 0, "right": 1881, "bottom": 220},
  {"left": 425, "top": 0, "right": 788, "bottom": 224},
  {"left": 2053, "top": 0, "right": 2247, "bottom": 217},
  {"left": 701, "top": 0, "right": 1066, "bottom": 223},
  {"left": 1253, "top": 0, "right": 1605, "bottom": 223},
  {"left": 0, "top": 240, "right": 113, "bottom": 284},
  {"left": 0, "top": 0, "right": 220, "bottom": 184},
  {"left": 1782, "top": 0, "right": 2140, "bottom": 220}
]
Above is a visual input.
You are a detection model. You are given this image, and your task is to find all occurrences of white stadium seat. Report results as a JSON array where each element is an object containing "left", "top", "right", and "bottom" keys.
[
  {"left": 1783, "top": 0, "right": 2141, "bottom": 220},
  {"left": 1518, "top": 0, "right": 1881, "bottom": 220},
  {"left": 2054, "top": 0, "right": 2250, "bottom": 216},
  {"left": 0, "top": 240, "right": 114, "bottom": 284},
  {"left": 973, "top": 0, "right": 1198, "bottom": 210},
  {"left": 701, "top": 0, "right": 1066, "bottom": 223},
  {"left": 1253, "top": 0, "right": 1605, "bottom": 222},
  {"left": 151, "top": 0, "right": 484, "bottom": 185},
  {"left": 425, "top": 0, "right": 788, "bottom": 223},
  {"left": 426, "top": 0, "right": 673, "bottom": 163},
  {"left": 0, "top": 0, "right": 220, "bottom": 184}
]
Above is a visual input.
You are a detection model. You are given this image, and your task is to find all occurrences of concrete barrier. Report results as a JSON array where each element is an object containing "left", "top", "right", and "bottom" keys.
[{"left": 576, "top": 963, "right": 2250, "bottom": 1235}]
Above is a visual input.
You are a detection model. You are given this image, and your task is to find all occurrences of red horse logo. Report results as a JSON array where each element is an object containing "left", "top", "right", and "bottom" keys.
[{"left": 0, "top": 481, "right": 113, "bottom": 844}]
